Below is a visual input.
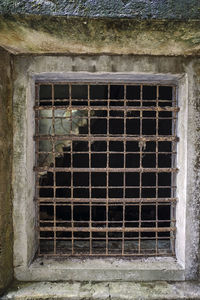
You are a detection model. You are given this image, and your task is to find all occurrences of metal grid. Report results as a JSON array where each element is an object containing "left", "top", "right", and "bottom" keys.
[{"left": 34, "top": 82, "right": 178, "bottom": 256}]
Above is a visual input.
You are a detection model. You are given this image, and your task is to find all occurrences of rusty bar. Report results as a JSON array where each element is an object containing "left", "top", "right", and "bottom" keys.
[
  {"left": 34, "top": 135, "right": 179, "bottom": 142},
  {"left": 35, "top": 167, "right": 178, "bottom": 172},
  {"left": 38, "top": 197, "right": 177, "bottom": 203},
  {"left": 35, "top": 106, "right": 179, "bottom": 112},
  {"left": 40, "top": 227, "right": 176, "bottom": 233}
]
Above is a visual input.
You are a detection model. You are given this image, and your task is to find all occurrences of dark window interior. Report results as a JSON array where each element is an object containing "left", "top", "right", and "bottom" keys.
[{"left": 35, "top": 82, "right": 177, "bottom": 256}]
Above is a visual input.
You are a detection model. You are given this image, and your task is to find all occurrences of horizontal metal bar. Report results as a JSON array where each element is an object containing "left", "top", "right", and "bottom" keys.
[
  {"left": 38, "top": 99, "right": 175, "bottom": 103},
  {"left": 38, "top": 253, "right": 175, "bottom": 257},
  {"left": 40, "top": 219, "right": 175, "bottom": 223},
  {"left": 37, "top": 197, "right": 177, "bottom": 203},
  {"left": 36, "top": 117, "right": 177, "bottom": 121},
  {"left": 37, "top": 151, "right": 177, "bottom": 154},
  {"left": 35, "top": 105, "right": 179, "bottom": 111},
  {"left": 40, "top": 237, "right": 172, "bottom": 240},
  {"left": 41, "top": 254, "right": 175, "bottom": 257},
  {"left": 40, "top": 227, "right": 176, "bottom": 232},
  {"left": 35, "top": 167, "right": 178, "bottom": 172},
  {"left": 40, "top": 221, "right": 175, "bottom": 224},
  {"left": 34, "top": 135, "right": 179, "bottom": 141},
  {"left": 37, "top": 185, "right": 176, "bottom": 189}
]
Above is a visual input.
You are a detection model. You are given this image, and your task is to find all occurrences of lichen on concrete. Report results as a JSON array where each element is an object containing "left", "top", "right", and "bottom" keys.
[
  {"left": 0, "top": 47, "right": 13, "bottom": 296},
  {"left": 0, "top": 16, "right": 200, "bottom": 56},
  {"left": 0, "top": 2, "right": 200, "bottom": 299},
  {"left": 0, "top": 0, "right": 200, "bottom": 19},
  {"left": 10, "top": 54, "right": 198, "bottom": 284}
]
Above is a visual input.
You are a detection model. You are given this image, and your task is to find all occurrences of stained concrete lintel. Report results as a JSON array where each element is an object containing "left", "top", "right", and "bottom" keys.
[{"left": 0, "top": 16, "right": 200, "bottom": 56}]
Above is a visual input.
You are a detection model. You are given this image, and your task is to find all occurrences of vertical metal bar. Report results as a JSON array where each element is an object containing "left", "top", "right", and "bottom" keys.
[
  {"left": 171, "top": 202, "right": 176, "bottom": 255},
  {"left": 52, "top": 83, "right": 56, "bottom": 255},
  {"left": 69, "top": 84, "right": 74, "bottom": 255},
  {"left": 122, "top": 84, "right": 126, "bottom": 255},
  {"left": 106, "top": 84, "right": 110, "bottom": 255},
  {"left": 155, "top": 85, "right": 159, "bottom": 255},
  {"left": 71, "top": 202, "right": 74, "bottom": 255},
  {"left": 35, "top": 84, "right": 41, "bottom": 254},
  {"left": 171, "top": 86, "right": 177, "bottom": 254},
  {"left": 88, "top": 84, "right": 92, "bottom": 255},
  {"left": 139, "top": 84, "right": 143, "bottom": 254}
]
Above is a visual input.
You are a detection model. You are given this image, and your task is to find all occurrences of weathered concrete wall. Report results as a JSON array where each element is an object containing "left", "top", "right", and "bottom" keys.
[
  {"left": 0, "top": 10, "right": 199, "bottom": 297},
  {"left": 0, "top": 0, "right": 199, "bottom": 19},
  {"left": 11, "top": 54, "right": 199, "bottom": 282},
  {"left": 183, "top": 58, "right": 200, "bottom": 280},
  {"left": 0, "top": 16, "right": 200, "bottom": 56},
  {"left": 0, "top": 0, "right": 199, "bottom": 57},
  {"left": 0, "top": 48, "right": 13, "bottom": 295},
  {"left": 188, "top": 60, "right": 200, "bottom": 279}
]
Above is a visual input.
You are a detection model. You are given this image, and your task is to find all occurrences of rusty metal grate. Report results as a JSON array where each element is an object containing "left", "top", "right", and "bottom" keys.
[{"left": 34, "top": 81, "right": 178, "bottom": 257}]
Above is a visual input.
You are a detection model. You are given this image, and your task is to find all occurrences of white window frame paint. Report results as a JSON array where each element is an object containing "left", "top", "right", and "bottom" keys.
[{"left": 12, "top": 56, "right": 194, "bottom": 282}]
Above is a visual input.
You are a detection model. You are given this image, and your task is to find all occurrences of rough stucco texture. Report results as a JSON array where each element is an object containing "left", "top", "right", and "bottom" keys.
[
  {"left": 3, "top": 281, "right": 200, "bottom": 299},
  {"left": 0, "top": 16, "right": 200, "bottom": 56},
  {"left": 0, "top": 0, "right": 200, "bottom": 19},
  {"left": 0, "top": 48, "right": 13, "bottom": 295},
  {"left": 192, "top": 61, "right": 200, "bottom": 278}
]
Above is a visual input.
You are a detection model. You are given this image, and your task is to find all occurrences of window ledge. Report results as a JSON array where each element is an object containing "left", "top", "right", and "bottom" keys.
[
  {"left": 3, "top": 280, "right": 200, "bottom": 300},
  {"left": 15, "top": 257, "right": 185, "bottom": 282}
]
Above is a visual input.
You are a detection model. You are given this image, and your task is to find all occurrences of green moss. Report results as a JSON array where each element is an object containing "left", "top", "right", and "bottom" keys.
[{"left": 0, "top": 15, "right": 200, "bottom": 56}]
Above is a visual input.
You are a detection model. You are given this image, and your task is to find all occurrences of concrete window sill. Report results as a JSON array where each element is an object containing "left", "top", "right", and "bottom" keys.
[
  {"left": 2, "top": 281, "right": 200, "bottom": 300},
  {"left": 15, "top": 257, "right": 184, "bottom": 282}
]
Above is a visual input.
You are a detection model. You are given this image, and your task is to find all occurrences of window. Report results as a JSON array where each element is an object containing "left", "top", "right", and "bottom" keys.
[
  {"left": 35, "top": 81, "right": 178, "bottom": 257},
  {"left": 11, "top": 56, "right": 195, "bottom": 282}
]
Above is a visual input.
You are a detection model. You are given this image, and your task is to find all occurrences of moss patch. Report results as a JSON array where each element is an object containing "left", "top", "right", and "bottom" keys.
[{"left": 0, "top": 15, "right": 200, "bottom": 55}]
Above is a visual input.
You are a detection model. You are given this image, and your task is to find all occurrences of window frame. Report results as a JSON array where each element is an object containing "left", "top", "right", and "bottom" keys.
[{"left": 12, "top": 63, "right": 191, "bottom": 281}]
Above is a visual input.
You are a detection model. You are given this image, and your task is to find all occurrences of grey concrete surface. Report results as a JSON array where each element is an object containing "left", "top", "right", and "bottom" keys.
[
  {"left": 11, "top": 55, "right": 200, "bottom": 282},
  {"left": 2, "top": 281, "right": 200, "bottom": 299},
  {"left": 0, "top": 48, "right": 13, "bottom": 296},
  {"left": 0, "top": 0, "right": 199, "bottom": 297},
  {"left": 0, "top": 16, "right": 200, "bottom": 56},
  {"left": 0, "top": 0, "right": 200, "bottom": 19}
]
